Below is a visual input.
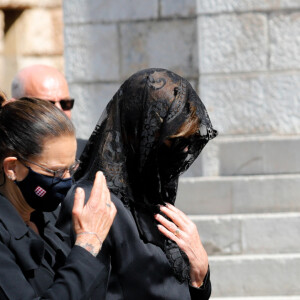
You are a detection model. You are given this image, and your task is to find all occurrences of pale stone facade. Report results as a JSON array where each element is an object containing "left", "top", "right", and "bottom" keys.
[
  {"left": 197, "top": 1, "right": 300, "bottom": 176},
  {"left": 63, "top": 0, "right": 300, "bottom": 177},
  {"left": 0, "top": 0, "right": 64, "bottom": 98}
]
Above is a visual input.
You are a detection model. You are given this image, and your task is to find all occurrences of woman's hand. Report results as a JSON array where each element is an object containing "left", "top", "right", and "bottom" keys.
[
  {"left": 155, "top": 203, "right": 208, "bottom": 287},
  {"left": 72, "top": 171, "right": 117, "bottom": 256}
]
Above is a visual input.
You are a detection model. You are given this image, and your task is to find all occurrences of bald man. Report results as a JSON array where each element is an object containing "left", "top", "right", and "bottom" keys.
[
  {"left": 11, "top": 64, "right": 88, "bottom": 159},
  {"left": 11, "top": 65, "right": 74, "bottom": 119}
]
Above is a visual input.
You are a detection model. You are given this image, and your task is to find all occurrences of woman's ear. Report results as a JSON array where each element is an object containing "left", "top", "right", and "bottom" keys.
[{"left": 3, "top": 157, "right": 18, "bottom": 181}]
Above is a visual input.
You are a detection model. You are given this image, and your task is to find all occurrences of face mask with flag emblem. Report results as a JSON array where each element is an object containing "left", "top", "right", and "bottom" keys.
[{"left": 15, "top": 166, "right": 72, "bottom": 212}]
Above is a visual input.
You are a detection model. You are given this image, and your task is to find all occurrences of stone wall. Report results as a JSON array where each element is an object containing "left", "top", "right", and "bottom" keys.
[
  {"left": 0, "top": 0, "right": 64, "bottom": 97},
  {"left": 63, "top": 0, "right": 200, "bottom": 139},
  {"left": 197, "top": 0, "right": 300, "bottom": 136},
  {"left": 197, "top": 0, "right": 300, "bottom": 176},
  {"left": 63, "top": 0, "right": 300, "bottom": 175}
]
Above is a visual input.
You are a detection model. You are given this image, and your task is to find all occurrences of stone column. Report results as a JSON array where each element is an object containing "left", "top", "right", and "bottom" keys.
[{"left": 0, "top": 0, "right": 63, "bottom": 97}]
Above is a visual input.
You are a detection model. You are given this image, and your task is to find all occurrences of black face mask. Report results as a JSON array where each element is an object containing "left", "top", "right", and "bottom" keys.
[{"left": 15, "top": 166, "right": 72, "bottom": 212}]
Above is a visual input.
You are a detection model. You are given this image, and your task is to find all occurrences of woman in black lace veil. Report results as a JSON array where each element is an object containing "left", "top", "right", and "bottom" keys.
[{"left": 58, "top": 68, "right": 217, "bottom": 299}]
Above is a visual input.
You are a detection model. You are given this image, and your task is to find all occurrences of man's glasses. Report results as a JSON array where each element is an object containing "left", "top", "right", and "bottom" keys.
[
  {"left": 19, "top": 157, "right": 80, "bottom": 180},
  {"left": 49, "top": 99, "right": 75, "bottom": 111}
]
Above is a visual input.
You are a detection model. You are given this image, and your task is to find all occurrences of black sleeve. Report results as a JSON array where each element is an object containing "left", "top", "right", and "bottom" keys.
[
  {"left": 0, "top": 242, "right": 109, "bottom": 300},
  {"left": 56, "top": 184, "right": 77, "bottom": 244},
  {"left": 189, "top": 267, "right": 211, "bottom": 300},
  {"left": 56, "top": 182, "right": 111, "bottom": 299},
  {"left": 43, "top": 205, "right": 61, "bottom": 224}
]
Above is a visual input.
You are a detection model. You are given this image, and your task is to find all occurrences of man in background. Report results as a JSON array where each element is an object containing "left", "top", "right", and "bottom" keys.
[
  {"left": 11, "top": 64, "right": 74, "bottom": 119},
  {"left": 11, "top": 65, "right": 87, "bottom": 157}
]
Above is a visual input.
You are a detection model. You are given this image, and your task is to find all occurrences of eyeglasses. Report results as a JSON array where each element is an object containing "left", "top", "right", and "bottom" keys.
[
  {"left": 19, "top": 157, "right": 80, "bottom": 180},
  {"left": 49, "top": 99, "right": 75, "bottom": 111}
]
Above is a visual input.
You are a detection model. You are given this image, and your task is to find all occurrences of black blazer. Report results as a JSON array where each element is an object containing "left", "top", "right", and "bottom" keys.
[
  {"left": 57, "top": 181, "right": 211, "bottom": 300},
  {"left": 0, "top": 194, "right": 108, "bottom": 300}
]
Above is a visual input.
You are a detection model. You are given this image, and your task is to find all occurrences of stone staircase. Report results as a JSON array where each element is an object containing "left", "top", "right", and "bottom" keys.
[{"left": 177, "top": 135, "right": 300, "bottom": 299}]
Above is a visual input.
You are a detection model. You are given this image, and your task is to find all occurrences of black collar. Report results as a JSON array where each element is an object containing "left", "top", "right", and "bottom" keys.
[
  {"left": 0, "top": 193, "right": 29, "bottom": 240},
  {"left": 0, "top": 193, "right": 70, "bottom": 272}
]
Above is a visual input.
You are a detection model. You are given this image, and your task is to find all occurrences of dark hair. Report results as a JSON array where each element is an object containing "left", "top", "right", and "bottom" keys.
[
  {"left": 0, "top": 97, "right": 75, "bottom": 162},
  {"left": 170, "top": 104, "right": 199, "bottom": 139}
]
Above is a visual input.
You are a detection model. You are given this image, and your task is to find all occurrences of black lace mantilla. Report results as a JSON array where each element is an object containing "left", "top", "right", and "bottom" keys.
[{"left": 75, "top": 68, "right": 217, "bottom": 282}]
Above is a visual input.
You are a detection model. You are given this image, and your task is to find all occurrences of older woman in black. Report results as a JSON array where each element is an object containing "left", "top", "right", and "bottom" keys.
[
  {"left": 58, "top": 68, "right": 217, "bottom": 299},
  {"left": 0, "top": 98, "right": 116, "bottom": 299}
]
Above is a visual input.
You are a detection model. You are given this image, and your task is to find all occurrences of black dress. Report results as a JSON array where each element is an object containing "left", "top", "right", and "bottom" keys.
[
  {"left": 0, "top": 193, "right": 108, "bottom": 300},
  {"left": 57, "top": 181, "right": 211, "bottom": 300},
  {"left": 58, "top": 68, "right": 217, "bottom": 299}
]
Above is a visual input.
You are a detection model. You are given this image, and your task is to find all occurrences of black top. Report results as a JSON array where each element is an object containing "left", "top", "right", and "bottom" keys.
[
  {"left": 0, "top": 193, "right": 108, "bottom": 300},
  {"left": 57, "top": 181, "right": 211, "bottom": 300}
]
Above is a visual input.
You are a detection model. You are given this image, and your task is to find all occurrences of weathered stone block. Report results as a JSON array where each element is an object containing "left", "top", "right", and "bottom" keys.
[
  {"left": 63, "top": 0, "right": 158, "bottom": 24},
  {"left": 177, "top": 177, "right": 233, "bottom": 215},
  {"left": 69, "top": 82, "right": 120, "bottom": 139},
  {"left": 242, "top": 213, "right": 300, "bottom": 254},
  {"left": 177, "top": 175, "right": 300, "bottom": 214},
  {"left": 17, "top": 56, "right": 64, "bottom": 74},
  {"left": 161, "top": 0, "right": 197, "bottom": 17},
  {"left": 64, "top": 24, "right": 119, "bottom": 83},
  {"left": 200, "top": 72, "right": 300, "bottom": 135},
  {"left": 197, "top": 0, "right": 300, "bottom": 14},
  {"left": 191, "top": 215, "right": 242, "bottom": 255},
  {"left": 270, "top": 12, "right": 300, "bottom": 70},
  {"left": 192, "top": 213, "right": 300, "bottom": 256},
  {"left": 210, "top": 254, "right": 300, "bottom": 296},
  {"left": 198, "top": 13, "right": 268, "bottom": 73},
  {"left": 120, "top": 19, "right": 198, "bottom": 79},
  {"left": 232, "top": 175, "right": 300, "bottom": 213},
  {"left": 217, "top": 135, "right": 300, "bottom": 175},
  {"left": 19, "top": 8, "right": 63, "bottom": 55}
]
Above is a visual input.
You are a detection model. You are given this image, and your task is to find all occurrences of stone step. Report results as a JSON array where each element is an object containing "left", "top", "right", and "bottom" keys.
[
  {"left": 190, "top": 212, "right": 300, "bottom": 256},
  {"left": 209, "top": 253, "right": 300, "bottom": 297},
  {"left": 186, "top": 135, "right": 300, "bottom": 177},
  {"left": 177, "top": 174, "right": 300, "bottom": 215},
  {"left": 212, "top": 297, "right": 300, "bottom": 300},
  {"left": 217, "top": 135, "right": 300, "bottom": 176}
]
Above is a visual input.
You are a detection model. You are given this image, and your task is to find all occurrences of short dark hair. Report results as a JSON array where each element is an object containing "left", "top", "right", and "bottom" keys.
[{"left": 0, "top": 97, "right": 75, "bottom": 162}]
